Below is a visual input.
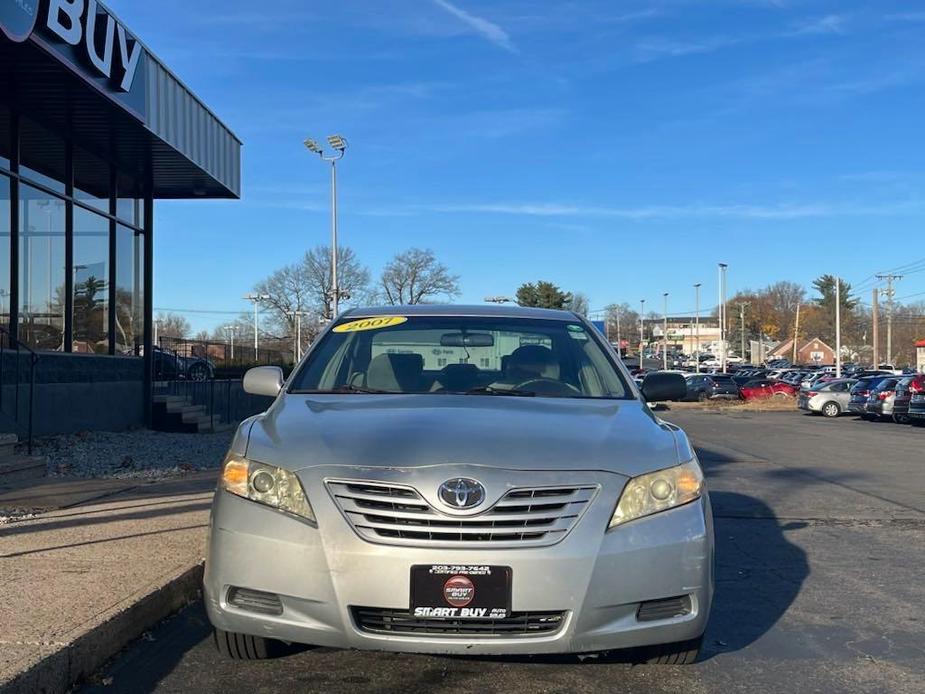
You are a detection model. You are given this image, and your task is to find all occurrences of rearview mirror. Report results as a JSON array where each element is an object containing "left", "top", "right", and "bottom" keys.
[
  {"left": 243, "top": 366, "right": 285, "bottom": 397},
  {"left": 440, "top": 332, "right": 495, "bottom": 347},
  {"left": 641, "top": 372, "right": 687, "bottom": 403}
]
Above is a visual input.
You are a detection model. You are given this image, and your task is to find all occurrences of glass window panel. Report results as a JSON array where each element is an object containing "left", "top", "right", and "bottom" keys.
[
  {"left": 74, "top": 147, "right": 111, "bottom": 213},
  {"left": 18, "top": 185, "right": 66, "bottom": 351},
  {"left": 0, "top": 106, "right": 10, "bottom": 170},
  {"left": 0, "top": 174, "right": 10, "bottom": 332},
  {"left": 115, "top": 224, "right": 143, "bottom": 356},
  {"left": 19, "top": 118, "right": 66, "bottom": 194},
  {"left": 73, "top": 207, "right": 110, "bottom": 354},
  {"left": 115, "top": 198, "right": 138, "bottom": 224}
]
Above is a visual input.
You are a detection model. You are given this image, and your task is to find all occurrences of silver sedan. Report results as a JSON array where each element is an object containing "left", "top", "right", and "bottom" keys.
[
  {"left": 798, "top": 379, "right": 857, "bottom": 418},
  {"left": 204, "top": 306, "right": 713, "bottom": 664}
]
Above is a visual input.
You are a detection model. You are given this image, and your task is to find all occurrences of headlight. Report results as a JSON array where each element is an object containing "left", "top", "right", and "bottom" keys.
[
  {"left": 608, "top": 460, "right": 704, "bottom": 529},
  {"left": 221, "top": 455, "right": 315, "bottom": 522}
]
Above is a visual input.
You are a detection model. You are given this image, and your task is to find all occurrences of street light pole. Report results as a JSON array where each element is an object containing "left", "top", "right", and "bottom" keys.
[
  {"left": 305, "top": 135, "right": 348, "bottom": 320},
  {"left": 835, "top": 276, "right": 842, "bottom": 378},
  {"left": 663, "top": 293, "right": 669, "bottom": 370},
  {"left": 223, "top": 325, "right": 236, "bottom": 361},
  {"left": 244, "top": 294, "right": 270, "bottom": 361},
  {"left": 718, "top": 263, "right": 728, "bottom": 372},
  {"left": 694, "top": 283, "right": 701, "bottom": 373},
  {"left": 639, "top": 299, "right": 646, "bottom": 368}
]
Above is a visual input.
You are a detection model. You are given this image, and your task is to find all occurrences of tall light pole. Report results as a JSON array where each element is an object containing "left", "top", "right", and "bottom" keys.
[
  {"left": 305, "top": 134, "right": 348, "bottom": 319},
  {"left": 662, "top": 292, "right": 669, "bottom": 370},
  {"left": 835, "top": 277, "right": 842, "bottom": 378},
  {"left": 244, "top": 294, "right": 269, "bottom": 361},
  {"left": 718, "top": 263, "right": 728, "bottom": 372},
  {"left": 223, "top": 324, "right": 236, "bottom": 361},
  {"left": 639, "top": 299, "right": 646, "bottom": 367},
  {"left": 616, "top": 308, "right": 622, "bottom": 356},
  {"left": 694, "top": 283, "right": 701, "bottom": 373},
  {"left": 288, "top": 310, "right": 308, "bottom": 362}
]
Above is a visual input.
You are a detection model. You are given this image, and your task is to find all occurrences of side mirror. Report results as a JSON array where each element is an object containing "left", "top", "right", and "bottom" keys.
[
  {"left": 641, "top": 372, "right": 687, "bottom": 402},
  {"left": 243, "top": 366, "right": 285, "bottom": 397}
]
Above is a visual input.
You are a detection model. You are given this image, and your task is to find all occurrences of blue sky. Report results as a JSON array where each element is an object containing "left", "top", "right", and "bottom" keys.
[{"left": 109, "top": 0, "right": 925, "bottom": 331}]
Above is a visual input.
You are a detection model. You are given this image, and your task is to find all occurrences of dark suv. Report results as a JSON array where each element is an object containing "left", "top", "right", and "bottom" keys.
[
  {"left": 682, "top": 374, "right": 740, "bottom": 401},
  {"left": 896, "top": 374, "right": 925, "bottom": 425},
  {"left": 848, "top": 375, "right": 893, "bottom": 417}
]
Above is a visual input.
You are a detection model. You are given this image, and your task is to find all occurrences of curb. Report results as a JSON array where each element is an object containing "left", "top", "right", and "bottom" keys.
[{"left": 1, "top": 562, "right": 204, "bottom": 694}]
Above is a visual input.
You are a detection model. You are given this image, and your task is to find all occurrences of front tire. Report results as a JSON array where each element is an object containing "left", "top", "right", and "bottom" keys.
[
  {"left": 634, "top": 635, "right": 703, "bottom": 665},
  {"left": 821, "top": 401, "right": 840, "bottom": 418},
  {"left": 213, "top": 628, "right": 276, "bottom": 660}
]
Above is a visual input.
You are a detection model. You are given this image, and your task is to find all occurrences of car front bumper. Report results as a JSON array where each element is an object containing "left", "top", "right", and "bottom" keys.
[{"left": 204, "top": 469, "right": 713, "bottom": 655}]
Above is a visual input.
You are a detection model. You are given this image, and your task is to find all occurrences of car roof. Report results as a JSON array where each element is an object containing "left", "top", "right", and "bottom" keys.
[{"left": 340, "top": 304, "right": 580, "bottom": 321}]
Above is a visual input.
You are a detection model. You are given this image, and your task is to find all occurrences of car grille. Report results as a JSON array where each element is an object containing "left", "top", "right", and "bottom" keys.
[
  {"left": 351, "top": 607, "right": 566, "bottom": 637},
  {"left": 326, "top": 480, "right": 598, "bottom": 547}
]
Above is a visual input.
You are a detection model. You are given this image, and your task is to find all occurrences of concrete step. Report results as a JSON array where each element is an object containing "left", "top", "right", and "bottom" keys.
[
  {"left": 181, "top": 409, "right": 211, "bottom": 424},
  {"left": 0, "top": 433, "right": 18, "bottom": 459},
  {"left": 0, "top": 455, "right": 47, "bottom": 484},
  {"left": 191, "top": 415, "right": 223, "bottom": 433},
  {"left": 153, "top": 395, "right": 190, "bottom": 405},
  {"left": 170, "top": 404, "right": 206, "bottom": 416}
]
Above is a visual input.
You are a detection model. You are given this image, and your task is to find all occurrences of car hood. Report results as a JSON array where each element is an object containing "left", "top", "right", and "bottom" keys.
[{"left": 244, "top": 394, "right": 687, "bottom": 477}]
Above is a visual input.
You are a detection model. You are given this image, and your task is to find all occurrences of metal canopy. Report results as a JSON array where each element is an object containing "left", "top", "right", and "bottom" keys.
[{"left": 0, "top": 36, "right": 241, "bottom": 199}]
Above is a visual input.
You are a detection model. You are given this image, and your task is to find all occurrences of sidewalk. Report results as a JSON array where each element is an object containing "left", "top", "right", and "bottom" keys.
[{"left": 0, "top": 472, "right": 217, "bottom": 693}]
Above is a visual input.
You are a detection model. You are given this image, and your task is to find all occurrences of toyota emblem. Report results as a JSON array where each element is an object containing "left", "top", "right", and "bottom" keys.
[{"left": 438, "top": 478, "right": 485, "bottom": 509}]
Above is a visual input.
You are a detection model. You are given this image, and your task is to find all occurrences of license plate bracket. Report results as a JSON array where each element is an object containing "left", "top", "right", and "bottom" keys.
[{"left": 411, "top": 565, "right": 511, "bottom": 619}]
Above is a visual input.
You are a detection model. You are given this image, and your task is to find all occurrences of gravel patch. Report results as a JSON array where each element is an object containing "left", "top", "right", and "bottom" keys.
[{"left": 34, "top": 429, "right": 235, "bottom": 479}]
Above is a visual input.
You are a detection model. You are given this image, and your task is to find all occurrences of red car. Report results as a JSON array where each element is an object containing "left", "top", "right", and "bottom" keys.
[{"left": 739, "top": 378, "right": 799, "bottom": 400}]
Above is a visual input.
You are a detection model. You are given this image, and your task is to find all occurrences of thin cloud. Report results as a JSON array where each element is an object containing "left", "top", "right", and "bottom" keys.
[
  {"left": 431, "top": 0, "right": 517, "bottom": 53},
  {"left": 786, "top": 14, "right": 848, "bottom": 37},
  {"left": 370, "top": 199, "right": 925, "bottom": 220}
]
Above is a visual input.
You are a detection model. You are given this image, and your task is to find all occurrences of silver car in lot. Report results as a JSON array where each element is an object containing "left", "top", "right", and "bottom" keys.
[
  {"left": 797, "top": 379, "right": 857, "bottom": 418},
  {"left": 204, "top": 306, "right": 713, "bottom": 664}
]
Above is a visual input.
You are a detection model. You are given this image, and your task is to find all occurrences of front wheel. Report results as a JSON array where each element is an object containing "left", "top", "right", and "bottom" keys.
[
  {"left": 821, "top": 401, "right": 841, "bottom": 418},
  {"left": 634, "top": 635, "right": 703, "bottom": 665},
  {"left": 894, "top": 413, "right": 910, "bottom": 424},
  {"left": 213, "top": 628, "right": 278, "bottom": 660}
]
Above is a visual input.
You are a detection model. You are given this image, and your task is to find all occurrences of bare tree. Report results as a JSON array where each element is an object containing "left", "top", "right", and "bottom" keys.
[
  {"left": 567, "top": 292, "right": 590, "bottom": 316},
  {"left": 253, "top": 245, "right": 371, "bottom": 350},
  {"left": 155, "top": 312, "right": 190, "bottom": 339},
  {"left": 380, "top": 248, "right": 460, "bottom": 305}
]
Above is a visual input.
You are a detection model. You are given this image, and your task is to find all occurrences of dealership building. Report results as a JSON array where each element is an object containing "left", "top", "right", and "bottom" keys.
[{"left": 1, "top": 0, "right": 240, "bottom": 436}]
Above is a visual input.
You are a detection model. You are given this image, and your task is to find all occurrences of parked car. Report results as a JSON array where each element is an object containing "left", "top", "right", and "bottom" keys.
[
  {"left": 153, "top": 346, "right": 215, "bottom": 382},
  {"left": 739, "top": 379, "right": 798, "bottom": 400},
  {"left": 847, "top": 376, "right": 893, "bottom": 416},
  {"left": 682, "top": 374, "right": 740, "bottom": 401},
  {"left": 890, "top": 375, "right": 924, "bottom": 424},
  {"left": 206, "top": 306, "right": 710, "bottom": 664},
  {"left": 798, "top": 379, "right": 858, "bottom": 418},
  {"left": 865, "top": 378, "right": 900, "bottom": 421},
  {"left": 908, "top": 377, "right": 925, "bottom": 427}
]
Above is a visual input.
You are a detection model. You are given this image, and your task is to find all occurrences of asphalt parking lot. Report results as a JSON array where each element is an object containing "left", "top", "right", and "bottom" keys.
[{"left": 79, "top": 409, "right": 924, "bottom": 694}]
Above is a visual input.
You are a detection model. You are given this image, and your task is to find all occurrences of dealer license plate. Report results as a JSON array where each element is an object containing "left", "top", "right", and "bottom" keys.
[{"left": 411, "top": 565, "right": 511, "bottom": 619}]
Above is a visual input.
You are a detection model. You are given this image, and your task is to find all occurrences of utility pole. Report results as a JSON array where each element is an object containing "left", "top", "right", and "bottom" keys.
[
  {"left": 872, "top": 288, "right": 880, "bottom": 367},
  {"left": 737, "top": 302, "right": 750, "bottom": 364},
  {"left": 288, "top": 310, "right": 308, "bottom": 362},
  {"left": 663, "top": 293, "right": 669, "bottom": 370},
  {"left": 244, "top": 294, "right": 270, "bottom": 361},
  {"left": 792, "top": 303, "right": 801, "bottom": 364},
  {"left": 835, "top": 276, "right": 842, "bottom": 378},
  {"left": 639, "top": 299, "right": 646, "bottom": 367},
  {"left": 876, "top": 274, "right": 902, "bottom": 365},
  {"left": 615, "top": 308, "right": 622, "bottom": 357},
  {"left": 718, "top": 263, "right": 728, "bottom": 372},
  {"left": 694, "top": 283, "right": 702, "bottom": 373}
]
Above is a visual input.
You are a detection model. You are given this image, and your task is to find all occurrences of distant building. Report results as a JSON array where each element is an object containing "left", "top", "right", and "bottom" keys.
[
  {"left": 647, "top": 316, "right": 721, "bottom": 354},
  {"left": 767, "top": 337, "right": 835, "bottom": 365},
  {"left": 916, "top": 339, "right": 925, "bottom": 372}
]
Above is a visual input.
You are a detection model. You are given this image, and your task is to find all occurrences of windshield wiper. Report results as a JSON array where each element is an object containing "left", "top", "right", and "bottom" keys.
[
  {"left": 299, "top": 384, "right": 395, "bottom": 394},
  {"left": 464, "top": 386, "right": 536, "bottom": 397}
]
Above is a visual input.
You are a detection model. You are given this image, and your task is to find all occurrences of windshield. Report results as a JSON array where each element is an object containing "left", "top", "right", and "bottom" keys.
[{"left": 289, "top": 315, "right": 631, "bottom": 399}]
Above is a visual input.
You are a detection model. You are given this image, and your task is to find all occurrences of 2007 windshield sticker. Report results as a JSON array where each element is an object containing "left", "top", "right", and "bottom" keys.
[{"left": 332, "top": 316, "right": 408, "bottom": 333}]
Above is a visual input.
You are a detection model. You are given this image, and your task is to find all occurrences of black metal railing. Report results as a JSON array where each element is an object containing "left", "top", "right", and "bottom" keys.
[
  {"left": 0, "top": 326, "right": 40, "bottom": 455},
  {"left": 153, "top": 377, "right": 274, "bottom": 431}
]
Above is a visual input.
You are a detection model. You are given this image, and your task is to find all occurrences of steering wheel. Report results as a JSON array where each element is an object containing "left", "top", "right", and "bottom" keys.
[{"left": 514, "top": 378, "right": 582, "bottom": 396}]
